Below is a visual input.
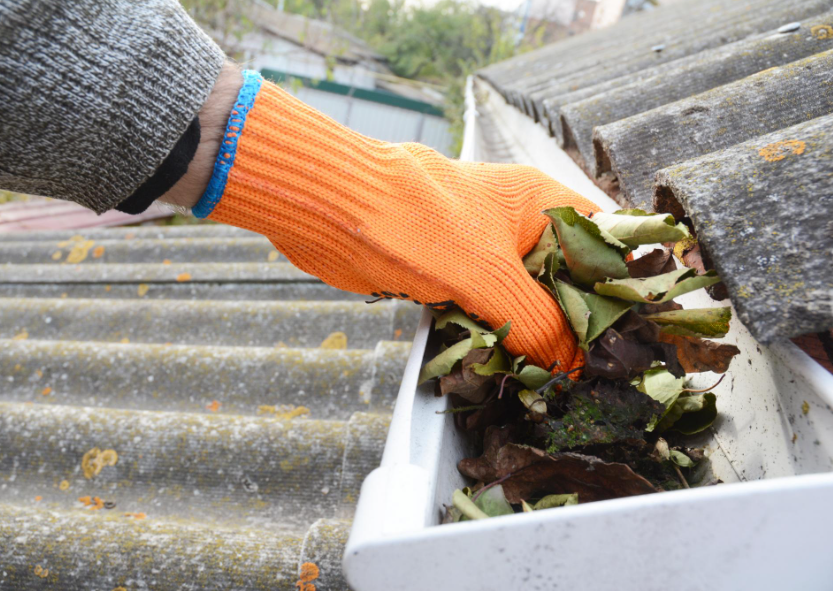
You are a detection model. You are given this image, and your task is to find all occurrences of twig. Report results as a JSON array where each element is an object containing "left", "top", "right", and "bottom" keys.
[
  {"left": 536, "top": 366, "right": 584, "bottom": 395},
  {"left": 497, "top": 373, "right": 512, "bottom": 399},
  {"left": 436, "top": 404, "right": 486, "bottom": 415},
  {"left": 546, "top": 359, "right": 562, "bottom": 372},
  {"left": 471, "top": 473, "right": 513, "bottom": 502},
  {"left": 673, "top": 464, "right": 690, "bottom": 489},
  {"left": 682, "top": 374, "right": 725, "bottom": 393}
]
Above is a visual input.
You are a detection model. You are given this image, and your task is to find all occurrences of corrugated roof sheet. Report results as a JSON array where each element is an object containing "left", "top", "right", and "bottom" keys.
[
  {"left": 0, "top": 224, "right": 420, "bottom": 589},
  {"left": 477, "top": 0, "right": 833, "bottom": 348}
]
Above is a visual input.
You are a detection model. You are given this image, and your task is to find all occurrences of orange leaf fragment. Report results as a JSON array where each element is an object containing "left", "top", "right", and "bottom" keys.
[
  {"left": 92, "top": 245, "right": 105, "bottom": 258},
  {"left": 206, "top": 400, "right": 221, "bottom": 412},
  {"left": 41, "top": 387, "right": 52, "bottom": 396}
]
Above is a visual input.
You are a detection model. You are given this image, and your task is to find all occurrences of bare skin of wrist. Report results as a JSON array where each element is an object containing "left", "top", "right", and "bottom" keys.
[{"left": 157, "top": 62, "right": 243, "bottom": 210}]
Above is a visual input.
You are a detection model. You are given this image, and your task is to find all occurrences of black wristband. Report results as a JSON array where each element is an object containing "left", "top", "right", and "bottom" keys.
[{"left": 116, "top": 116, "right": 201, "bottom": 214}]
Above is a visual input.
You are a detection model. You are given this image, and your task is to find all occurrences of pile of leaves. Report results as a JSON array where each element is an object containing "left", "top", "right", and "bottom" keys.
[{"left": 418, "top": 207, "right": 741, "bottom": 523}]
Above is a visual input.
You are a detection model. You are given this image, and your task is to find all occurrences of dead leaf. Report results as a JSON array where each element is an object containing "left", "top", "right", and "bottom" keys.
[
  {"left": 658, "top": 333, "right": 739, "bottom": 374},
  {"left": 461, "top": 443, "right": 658, "bottom": 503},
  {"left": 439, "top": 348, "right": 497, "bottom": 403},
  {"left": 626, "top": 248, "right": 677, "bottom": 278},
  {"left": 458, "top": 425, "right": 516, "bottom": 483}
]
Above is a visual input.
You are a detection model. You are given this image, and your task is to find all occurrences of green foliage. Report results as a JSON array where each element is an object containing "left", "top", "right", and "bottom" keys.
[{"left": 181, "top": 0, "right": 542, "bottom": 156}]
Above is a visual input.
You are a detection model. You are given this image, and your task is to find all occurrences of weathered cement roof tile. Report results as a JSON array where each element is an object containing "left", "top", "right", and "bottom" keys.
[
  {"left": 523, "top": 0, "right": 833, "bottom": 124},
  {"left": 478, "top": 0, "right": 833, "bottom": 343},
  {"left": 0, "top": 224, "right": 418, "bottom": 587},
  {"left": 560, "top": 12, "right": 833, "bottom": 175},
  {"left": 594, "top": 49, "right": 833, "bottom": 210},
  {"left": 654, "top": 114, "right": 833, "bottom": 343}
]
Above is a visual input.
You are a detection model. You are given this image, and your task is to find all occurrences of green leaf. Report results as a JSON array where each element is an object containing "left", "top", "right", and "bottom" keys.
[
  {"left": 644, "top": 307, "right": 732, "bottom": 338},
  {"left": 512, "top": 355, "right": 526, "bottom": 373},
  {"left": 470, "top": 346, "right": 510, "bottom": 376},
  {"left": 669, "top": 450, "right": 694, "bottom": 468},
  {"left": 553, "top": 282, "right": 590, "bottom": 345},
  {"left": 474, "top": 485, "right": 514, "bottom": 517},
  {"left": 545, "top": 207, "right": 629, "bottom": 287},
  {"left": 592, "top": 210, "right": 690, "bottom": 247},
  {"left": 532, "top": 493, "right": 579, "bottom": 510},
  {"left": 452, "top": 489, "right": 489, "bottom": 520},
  {"left": 436, "top": 309, "right": 489, "bottom": 334},
  {"left": 554, "top": 280, "right": 632, "bottom": 350},
  {"left": 517, "top": 365, "right": 551, "bottom": 390},
  {"left": 523, "top": 224, "right": 561, "bottom": 274},
  {"left": 535, "top": 251, "right": 559, "bottom": 294},
  {"left": 418, "top": 333, "right": 497, "bottom": 384},
  {"left": 518, "top": 389, "right": 548, "bottom": 414},
  {"left": 594, "top": 268, "right": 721, "bottom": 304},
  {"left": 637, "top": 368, "right": 685, "bottom": 432},
  {"left": 670, "top": 392, "right": 717, "bottom": 435},
  {"left": 491, "top": 321, "right": 512, "bottom": 343}
]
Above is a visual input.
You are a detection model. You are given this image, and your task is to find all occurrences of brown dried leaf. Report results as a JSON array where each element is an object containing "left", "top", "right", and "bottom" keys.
[
  {"left": 439, "top": 348, "right": 496, "bottom": 403},
  {"left": 658, "top": 333, "right": 740, "bottom": 374},
  {"left": 626, "top": 248, "right": 677, "bottom": 279},
  {"left": 584, "top": 328, "right": 655, "bottom": 379},
  {"left": 458, "top": 425, "right": 516, "bottom": 483},
  {"left": 492, "top": 444, "right": 658, "bottom": 503}
]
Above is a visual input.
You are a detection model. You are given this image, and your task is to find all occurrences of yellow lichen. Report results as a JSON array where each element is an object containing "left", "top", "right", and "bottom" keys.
[
  {"left": 120, "top": 337, "right": 130, "bottom": 344},
  {"left": 137, "top": 284, "right": 149, "bottom": 297},
  {"left": 34, "top": 565, "right": 49, "bottom": 578},
  {"left": 81, "top": 447, "right": 119, "bottom": 479},
  {"left": 105, "top": 285, "right": 112, "bottom": 292},
  {"left": 296, "top": 562, "right": 320, "bottom": 591},
  {"left": 162, "top": 259, "right": 172, "bottom": 265},
  {"left": 811, "top": 24, "right": 833, "bottom": 39},
  {"left": 12, "top": 330, "right": 28, "bottom": 341},
  {"left": 176, "top": 272, "right": 192, "bottom": 282},
  {"left": 64, "top": 240, "right": 96, "bottom": 264},
  {"left": 802, "top": 401, "right": 810, "bottom": 415},
  {"left": 258, "top": 404, "right": 311, "bottom": 420},
  {"left": 320, "top": 331, "right": 348, "bottom": 349},
  {"left": 51, "top": 251, "right": 63, "bottom": 261},
  {"left": 59, "top": 480, "right": 70, "bottom": 491},
  {"left": 758, "top": 140, "right": 806, "bottom": 162},
  {"left": 268, "top": 251, "right": 279, "bottom": 262}
]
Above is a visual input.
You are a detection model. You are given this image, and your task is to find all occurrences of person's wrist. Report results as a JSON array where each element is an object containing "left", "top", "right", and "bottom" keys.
[{"left": 158, "top": 62, "right": 243, "bottom": 210}]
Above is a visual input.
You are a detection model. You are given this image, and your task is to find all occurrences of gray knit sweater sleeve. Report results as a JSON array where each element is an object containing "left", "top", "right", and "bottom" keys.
[{"left": 0, "top": 0, "right": 226, "bottom": 213}]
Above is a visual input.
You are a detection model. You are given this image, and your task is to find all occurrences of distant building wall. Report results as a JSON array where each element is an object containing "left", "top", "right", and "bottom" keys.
[
  {"left": 240, "top": 31, "right": 379, "bottom": 90},
  {"left": 591, "top": 0, "right": 628, "bottom": 28},
  {"left": 263, "top": 70, "right": 454, "bottom": 156}
]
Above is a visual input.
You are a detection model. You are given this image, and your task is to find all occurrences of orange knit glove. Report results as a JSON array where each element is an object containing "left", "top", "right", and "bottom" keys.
[{"left": 193, "top": 72, "right": 601, "bottom": 369}]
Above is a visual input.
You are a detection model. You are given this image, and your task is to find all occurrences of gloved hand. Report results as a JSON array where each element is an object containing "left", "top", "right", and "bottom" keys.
[{"left": 194, "top": 72, "right": 601, "bottom": 369}]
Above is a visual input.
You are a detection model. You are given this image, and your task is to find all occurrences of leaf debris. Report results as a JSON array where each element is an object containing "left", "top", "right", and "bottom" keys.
[{"left": 426, "top": 208, "right": 738, "bottom": 522}]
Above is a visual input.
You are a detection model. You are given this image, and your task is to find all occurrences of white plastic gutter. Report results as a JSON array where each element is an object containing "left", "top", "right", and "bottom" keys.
[{"left": 343, "top": 76, "right": 833, "bottom": 591}]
